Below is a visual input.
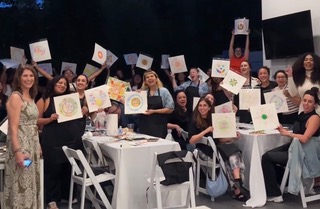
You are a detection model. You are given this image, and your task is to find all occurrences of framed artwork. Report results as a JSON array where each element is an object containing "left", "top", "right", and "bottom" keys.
[
  {"left": 239, "top": 89, "right": 261, "bottom": 110},
  {"left": 212, "top": 113, "right": 237, "bottom": 138},
  {"left": 124, "top": 91, "right": 148, "bottom": 114},
  {"left": 92, "top": 43, "right": 107, "bottom": 64},
  {"left": 136, "top": 54, "right": 153, "bottom": 70},
  {"left": 234, "top": 18, "right": 249, "bottom": 35},
  {"left": 37, "top": 63, "right": 53, "bottom": 77},
  {"left": 211, "top": 59, "right": 230, "bottom": 78},
  {"left": 29, "top": 39, "right": 52, "bottom": 62},
  {"left": 106, "top": 77, "right": 131, "bottom": 101},
  {"left": 106, "top": 50, "right": 118, "bottom": 68},
  {"left": 53, "top": 93, "right": 83, "bottom": 123},
  {"left": 168, "top": 55, "right": 188, "bottom": 74},
  {"left": 61, "top": 62, "right": 77, "bottom": 74},
  {"left": 215, "top": 101, "right": 233, "bottom": 113},
  {"left": 10, "top": 46, "right": 25, "bottom": 64},
  {"left": 264, "top": 90, "right": 289, "bottom": 113},
  {"left": 161, "top": 54, "right": 170, "bottom": 69},
  {"left": 85, "top": 84, "right": 111, "bottom": 113},
  {"left": 192, "top": 97, "right": 200, "bottom": 111},
  {"left": 250, "top": 103, "right": 280, "bottom": 131},
  {"left": 123, "top": 53, "right": 138, "bottom": 65},
  {"left": 220, "top": 70, "right": 246, "bottom": 95},
  {"left": 83, "top": 63, "right": 98, "bottom": 77}
]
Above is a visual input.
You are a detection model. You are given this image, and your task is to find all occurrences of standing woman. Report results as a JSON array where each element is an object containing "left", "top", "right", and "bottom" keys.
[
  {"left": 139, "top": 70, "right": 174, "bottom": 138},
  {"left": 273, "top": 70, "right": 299, "bottom": 126},
  {"left": 37, "top": 76, "right": 79, "bottom": 209},
  {"left": 287, "top": 53, "right": 320, "bottom": 115},
  {"left": 172, "top": 68, "right": 209, "bottom": 112},
  {"left": 4, "top": 64, "right": 41, "bottom": 208}
]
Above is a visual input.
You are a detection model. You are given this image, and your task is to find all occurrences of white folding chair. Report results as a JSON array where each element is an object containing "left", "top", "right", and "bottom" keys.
[
  {"left": 82, "top": 138, "right": 115, "bottom": 172},
  {"left": 62, "top": 146, "right": 115, "bottom": 209},
  {"left": 280, "top": 155, "right": 320, "bottom": 208},
  {"left": 195, "top": 136, "right": 226, "bottom": 201},
  {"left": 147, "top": 151, "right": 196, "bottom": 209}
]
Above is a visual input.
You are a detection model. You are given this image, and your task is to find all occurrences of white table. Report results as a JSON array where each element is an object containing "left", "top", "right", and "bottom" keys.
[
  {"left": 92, "top": 136, "right": 180, "bottom": 209},
  {"left": 236, "top": 128, "right": 291, "bottom": 208}
]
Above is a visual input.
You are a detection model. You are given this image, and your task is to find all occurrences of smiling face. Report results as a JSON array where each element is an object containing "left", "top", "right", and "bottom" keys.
[
  {"left": 63, "top": 69, "right": 74, "bottom": 83},
  {"left": 76, "top": 75, "right": 88, "bottom": 91},
  {"left": 303, "top": 54, "right": 314, "bottom": 71},
  {"left": 258, "top": 68, "right": 269, "bottom": 84},
  {"left": 275, "top": 72, "right": 287, "bottom": 87},
  {"left": 189, "top": 68, "right": 199, "bottom": 82},
  {"left": 54, "top": 78, "right": 68, "bottom": 95},
  {"left": 198, "top": 100, "right": 211, "bottom": 118},
  {"left": 234, "top": 47, "right": 242, "bottom": 58},
  {"left": 240, "top": 61, "right": 250, "bottom": 76},
  {"left": 20, "top": 69, "right": 35, "bottom": 90},
  {"left": 302, "top": 93, "right": 316, "bottom": 113},
  {"left": 176, "top": 91, "right": 187, "bottom": 107},
  {"left": 144, "top": 73, "right": 157, "bottom": 87}
]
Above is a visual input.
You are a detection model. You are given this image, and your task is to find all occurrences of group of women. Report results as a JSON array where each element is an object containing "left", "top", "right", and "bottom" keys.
[{"left": 2, "top": 51, "right": 320, "bottom": 208}]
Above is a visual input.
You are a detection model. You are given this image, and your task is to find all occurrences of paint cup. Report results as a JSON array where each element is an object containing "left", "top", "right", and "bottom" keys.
[{"left": 127, "top": 123, "right": 134, "bottom": 133}]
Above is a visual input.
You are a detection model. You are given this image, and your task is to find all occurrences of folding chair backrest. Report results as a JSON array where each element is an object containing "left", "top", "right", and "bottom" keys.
[
  {"left": 62, "top": 146, "right": 83, "bottom": 175},
  {"left": 82, "top": 138, "right": 106, "bottom": 166}
]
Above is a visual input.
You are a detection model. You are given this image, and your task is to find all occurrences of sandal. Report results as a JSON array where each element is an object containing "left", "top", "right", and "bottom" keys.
[
  {"left": 47, "top": 201, "right": 59, "bottom": 209},
  {"left": 232, "top": 192, "right": 248, "bottom": 202}
]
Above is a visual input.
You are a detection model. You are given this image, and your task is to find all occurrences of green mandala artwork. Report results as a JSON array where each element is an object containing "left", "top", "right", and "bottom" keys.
[{"left": 229, "top": 78, "right": 238, "bottom": 87}]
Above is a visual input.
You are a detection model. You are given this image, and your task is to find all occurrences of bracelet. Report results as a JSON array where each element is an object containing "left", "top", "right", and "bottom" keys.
[{"left": 13, "top": 148, "right": 22, "bottom": 154}]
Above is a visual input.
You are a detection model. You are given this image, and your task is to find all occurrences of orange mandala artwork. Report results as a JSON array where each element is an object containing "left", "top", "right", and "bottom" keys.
[
  {"left": 174, "top": 60, "right": 182, "bottom": 69},
  {"left": 131, "top": 97, "right": 141, "bottom": 107},
  {"left": 141, "top": 59, "right": 148, "bottom": 66},
  {"left": 237, "top": 22, "right": 245, "bottom": 30},
  {"left": 98, "top": 51, "right": 103, "bottom": 59},
  {"left": 34, "top": 46, "right": 45, "bottom": 55}
]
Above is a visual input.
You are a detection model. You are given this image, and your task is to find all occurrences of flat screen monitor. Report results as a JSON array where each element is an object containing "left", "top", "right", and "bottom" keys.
[{"left": 262, "top": 10, "right": 314, "bottom": 60}]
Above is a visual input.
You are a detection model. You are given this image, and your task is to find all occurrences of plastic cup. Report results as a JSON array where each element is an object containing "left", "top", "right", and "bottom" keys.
[{"left": 127, "top": 123, "right": 134, "bottom": 133}]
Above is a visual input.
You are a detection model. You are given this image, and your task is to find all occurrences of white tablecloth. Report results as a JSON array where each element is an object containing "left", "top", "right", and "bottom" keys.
[
  {"left": 236, "top": 129, "right": 291, "bottom": 208},
  {"left": 93, "top": 136, "right": 180, "bottom": 209}
]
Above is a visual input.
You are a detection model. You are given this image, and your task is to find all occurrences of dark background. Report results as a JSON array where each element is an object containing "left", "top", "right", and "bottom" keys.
[{"left": 0, "top": 0, "right": 262, "bottom": 81}]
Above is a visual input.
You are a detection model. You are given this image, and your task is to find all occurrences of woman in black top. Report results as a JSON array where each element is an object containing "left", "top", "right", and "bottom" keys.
[{"left": 257, "top": 66, "right": 278, "bottom": 104}]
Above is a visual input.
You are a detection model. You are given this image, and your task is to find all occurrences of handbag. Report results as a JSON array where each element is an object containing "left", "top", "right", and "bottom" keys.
[{"left": 205, "top": 149, "right": 228, "bottom": 197}]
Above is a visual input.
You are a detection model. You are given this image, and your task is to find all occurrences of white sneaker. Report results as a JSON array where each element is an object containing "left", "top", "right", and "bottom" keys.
[{"left": 267, "top": 196, "right": 283, "bottom": 203}]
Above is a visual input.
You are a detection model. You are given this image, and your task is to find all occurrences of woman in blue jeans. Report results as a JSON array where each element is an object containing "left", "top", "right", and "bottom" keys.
[{"left": 262, "top": 87, "right": 320, "bottom": 203}]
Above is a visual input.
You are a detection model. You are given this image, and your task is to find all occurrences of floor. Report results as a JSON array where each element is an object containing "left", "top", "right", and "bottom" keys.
[{"left": 58, "top": 189, "right": 320, "bottom": 209}]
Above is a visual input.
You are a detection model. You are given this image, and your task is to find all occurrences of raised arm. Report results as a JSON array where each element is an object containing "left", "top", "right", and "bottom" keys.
[
  {"left": 88, "top": 61, "right": 107, "bottom": 82},
  {"left": 243, "top": 29, "right": 250, "bottom": 60},
  {"left": 32, "top": 61, "right": 53, "bottom": 81},
  {"left": 228, "top": 30, "right": 235, "bottom": 58}
]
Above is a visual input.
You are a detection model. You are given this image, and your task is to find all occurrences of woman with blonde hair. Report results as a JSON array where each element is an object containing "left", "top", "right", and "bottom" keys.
[{"left": 139, "top": 70, "right": 174, "bottom": 138}]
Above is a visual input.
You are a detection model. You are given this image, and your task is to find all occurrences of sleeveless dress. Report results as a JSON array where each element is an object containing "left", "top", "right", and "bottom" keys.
[{"left": 3, "top": 92, "right": 41, "bottom": 209}]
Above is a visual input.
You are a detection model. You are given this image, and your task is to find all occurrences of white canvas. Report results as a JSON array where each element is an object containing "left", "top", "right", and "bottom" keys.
[
  {"left": 264, "top": 90, "right": 289, "bottom": 113},
  {"left": 250, "top": 103, "right": 280, "bottom": 131},
  {"left": 168, "top": 55, "right": 188, "bottom": 74},
  {"left": 85, "top": 84, "right": 111, "bottom": 113},
  {"left": 0, "top": 59, "right": 19, "bottom": 68},
  {"left": 124, "top": 91, "right": 148, "bottom": 114},
  {"left": 198, "top": 68, "right": 209, "bottom": 82},
  {"left": 29, "top": 39, "right": 52, "bottom": 62},
  {"left": 61, "top": 62, "right": 77, "bottom": 74},
  {"left": 161, "top": 54, "right": 170, "bottom": 69},
  {"left": 37, "top": 63, "right": 53, "bottom": 77},
  {"left": 0, "top": 119, "right": 8, "bottom": 135},
  {"left": 136, "top": 54, "right": 153, "bottom": 70},
  {"left": 220, "top": 70, "right": 246, "bottom": 95},
  {"left": 215, "top": 101, "right": 233, "bottom": 113},
  {"left": 239, "top": 89, "right": 261, "bottom": 110},
  {"left": 123, "top": 53, "right": 138, "bottom": 65},
  {"left": 106, "top": 50, "right": 118, "bottom": 68},
  {"left": 211, "top": 59, "right": 230, "bottom": 78},
  {"left": 83, "top": 63, "right": 98, "bottom": 77},
  {"left": 92, "top": 43, "right": 107, "bottom": 64},
  {"left": 53, "top": 93, "right": 82, "bottom": 123},
  {"left": 212, "top": 113, "right": 237, "bottom": 138},
  {"left": 10, "top": 46, "right": 25, "bottom": 64},
  {"left": 192, "top": 97, "right": 200, "bottom": 111},
  {"left": 234, "top": 18, "right": 249, "bottom": 35}
]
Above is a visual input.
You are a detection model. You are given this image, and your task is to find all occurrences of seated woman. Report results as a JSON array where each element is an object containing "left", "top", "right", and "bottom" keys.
[
  {"left": 262, "top": 87, "right": 320, "bottom": 203},
  {"left": 187, "top": 97, "right": 247, "bottom": 201},
  {"left": 273, "top": 70, "right": 299, "bottom": 126},
  {"left": 167, "top": 90, "right": 192, "bottom": 150}
]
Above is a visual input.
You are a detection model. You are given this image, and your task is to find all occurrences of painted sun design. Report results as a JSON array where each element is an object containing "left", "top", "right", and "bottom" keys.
[
  {"left": 141, "top": 59, "right": 148, "bottom": 65},
  {"left": 34, "top": 46, "right": 45, "bottom": 55},
  {"left": 88, "top": 90, "right": 107, "bottom": 107},
  {"left": 229, "top": 78, "right": 238, "bottom": 87},
  {"left": 174, "top": 60, "right": 182, "bottom": 69},
  {"left": 127, "top": 95, "right": 143, "bottom": 111},
  {"left": 98, "top": 51, "right": 103, "bottom": 59}
]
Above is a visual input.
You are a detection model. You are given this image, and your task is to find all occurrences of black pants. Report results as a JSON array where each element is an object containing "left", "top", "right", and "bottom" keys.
[{"left": 261, "top": 143, "right": 291, "bottom": 197}]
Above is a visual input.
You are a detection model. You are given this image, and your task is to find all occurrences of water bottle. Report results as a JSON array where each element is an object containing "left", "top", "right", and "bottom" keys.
[{"left": 118, "top": 126, "right": 123, "bottom": 135}]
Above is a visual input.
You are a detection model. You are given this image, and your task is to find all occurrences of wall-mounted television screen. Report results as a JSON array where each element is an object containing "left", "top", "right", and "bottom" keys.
[{"left": 262, "top": 10, "right": 314, "bottom": 60}]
